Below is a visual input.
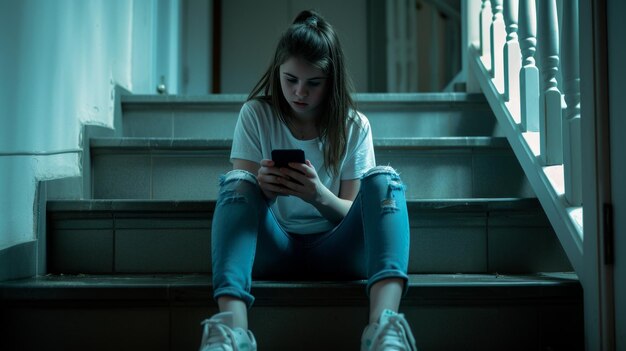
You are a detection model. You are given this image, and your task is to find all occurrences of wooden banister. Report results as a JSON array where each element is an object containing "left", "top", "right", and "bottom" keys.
[
  {"left": 537, "top": 0, "right": 563, "bottom": 165},
  {"left": 561, "top": 0, "right": 582, "bottom": 206},
  {"left": 503, "top": 0, "right": 521, "bottom": 123},
  {"left": 518, "top": 0, "right": 539, "bottom": 132},
  {"left": 490, "top": 0, "right": 506, "bottom": 93},
  {"left": 480, "top": 0, "right": 493, "bottom": 71},
  {"left": 469, "top": 0, "right": 584, "bottom": 276}
]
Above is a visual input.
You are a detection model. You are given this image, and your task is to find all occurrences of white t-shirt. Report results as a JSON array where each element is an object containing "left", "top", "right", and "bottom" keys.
[{"left": 230, "top": 99, "right": 376, "bottom": 234}]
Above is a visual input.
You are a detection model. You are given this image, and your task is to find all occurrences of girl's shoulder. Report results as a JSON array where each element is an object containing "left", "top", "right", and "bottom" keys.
[
  {"left": 243, "top": 97, "right": 272, "bottom": 113},
  {"left": 241, "top": 98, "right": 276, "bottom": 120},
  {"left": 346, "top": 109, "right": 371, "bottom": 132}
]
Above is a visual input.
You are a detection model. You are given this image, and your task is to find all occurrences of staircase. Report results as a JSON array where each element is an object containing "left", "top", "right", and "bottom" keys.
[{"left": 0, "top": 93, "right": 583, "bottom": 351}]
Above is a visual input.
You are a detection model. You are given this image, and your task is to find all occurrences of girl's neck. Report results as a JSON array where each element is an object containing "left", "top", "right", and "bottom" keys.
[{"left": 288, "top": 117, "right": 318, "bottom": 140}]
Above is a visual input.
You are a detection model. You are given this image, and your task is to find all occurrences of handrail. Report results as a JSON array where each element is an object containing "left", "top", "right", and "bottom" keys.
[{"left": 469, "top": 0, "right": 583, "bottom": 275}]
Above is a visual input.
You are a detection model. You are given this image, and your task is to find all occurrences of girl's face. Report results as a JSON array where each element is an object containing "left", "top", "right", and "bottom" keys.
[{"left": 279, "top": 57, "right": 328, "bottom": 121}]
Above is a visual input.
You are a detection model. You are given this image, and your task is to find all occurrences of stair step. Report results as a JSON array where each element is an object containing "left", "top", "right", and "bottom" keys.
[
  {"left": 0, "top": 272, "right": 580, "bottom": 304},
  {"left": 90, "top": 136, "right": 510, "bottom": 150},
  {"left": 45, "top": 199, "right": 571, "bottom": 275},
  {"left": 89, "top": 136, "right": 534, "bottom": 200},
  {"left": 121, "top": 93, "right": 502, "bottom": 139},
  {"left": 0, "top": 273, "right": 583, "bottom": 351}
]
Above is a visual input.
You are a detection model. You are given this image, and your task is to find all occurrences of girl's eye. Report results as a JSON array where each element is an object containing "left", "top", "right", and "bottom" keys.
[
  {"left": 308, "top": 81, "right": 321, "bottom": 87},
  {"left": 286, "top": 78, "right": 297, "bottom": 83}
]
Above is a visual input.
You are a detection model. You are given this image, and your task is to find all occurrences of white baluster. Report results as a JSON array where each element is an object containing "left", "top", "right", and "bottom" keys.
[
  {"left": 465, "top": 0, "right": 483, "bottom": 93},
  {"left": 536, "top": 0, "right": 562, "bottom": 165},
  {"left": 518, "top": 0, "right": 539, "bottom": 132},
  {"left": 490, "top": 0, "right": 506, "bottom": 92},
  {"left": 561, "top": 0, "right": 582, "bottom": 205},
  {"left": 503, "top": 0, "right": 521, "bottom": 123},
  {"left": 480, "top": 0, "right": 493, "bottom": 71}
]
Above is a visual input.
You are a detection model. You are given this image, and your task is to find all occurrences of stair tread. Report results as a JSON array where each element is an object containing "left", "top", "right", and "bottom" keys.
[
  {"left": 46, "top": 198, "right": 540, "bottom": 212},
  {"left": 121, "top": 92, "right": 488, "bottom": 106},
  {"left": 90, "top": 136, "right": 510, "bottom": 150},
  {"left": 0, "top": 272, "right": 581, "bottom": 305}
]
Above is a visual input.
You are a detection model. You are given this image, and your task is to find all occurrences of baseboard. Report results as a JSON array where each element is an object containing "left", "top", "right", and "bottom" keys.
[{"left": 0, "top": 241, "right": 37, "bottom": 281}]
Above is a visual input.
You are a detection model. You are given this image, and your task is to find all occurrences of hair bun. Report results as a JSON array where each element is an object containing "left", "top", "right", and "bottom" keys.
[
  {"left": 306, "top": 16, "right": 318, "bottom": 27},
  {"left": 293, "top": 10, "right": 321, "bottom": 27}
]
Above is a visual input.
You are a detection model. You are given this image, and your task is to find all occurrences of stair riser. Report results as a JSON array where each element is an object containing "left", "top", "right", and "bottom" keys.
[
  {"left": 90, "top": 148, "right": 534, "bottom": 200},
  {"left": 2, "top": 302, "right": 583, "bottom": 351},
  {"left": 46, "top": 208, "right": 570, "bottom": 275},
  {"left": 122, "top": 103, "right": 500, "bottom": 139},
  {"left": 123, "top": 111, "right": 500, "bottom": 139}
]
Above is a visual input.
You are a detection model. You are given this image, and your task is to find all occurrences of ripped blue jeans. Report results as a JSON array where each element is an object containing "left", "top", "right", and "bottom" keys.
[{"left": 211, "top": 166, "right": 410, "bottom": 308}]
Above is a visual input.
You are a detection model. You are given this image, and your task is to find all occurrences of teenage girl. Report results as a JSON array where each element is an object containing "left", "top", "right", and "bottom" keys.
[{"left": 199, "top": 10, "right": 418, "bottom": 351}]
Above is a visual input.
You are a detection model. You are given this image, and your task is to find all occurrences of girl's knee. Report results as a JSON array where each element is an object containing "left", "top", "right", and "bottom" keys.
[
  {"left": 220, "top": 169, "right": 258, "bottom": 187},
  {"left": 361, "top": 166, "right": 404, "bottom": 189},
  {"left": 217, "top": 170, "right": 261, "bottom": 204},
  {"left": 360, "top": 166, "right": 406, "bottom": 213}
]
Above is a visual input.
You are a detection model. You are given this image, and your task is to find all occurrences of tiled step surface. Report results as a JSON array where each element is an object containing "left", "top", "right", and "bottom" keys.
[
  {"left": 0, "top": 273, "right": 583, "bottom": 351},
  {"left": 45, "top": 199, "right": 571, "bottom": 275},
  {"left": 89, "top": 136, "right": 534, "bottom": 200},
  {"left": 121, "top": 93, "right": 503, "bottom": 139}
]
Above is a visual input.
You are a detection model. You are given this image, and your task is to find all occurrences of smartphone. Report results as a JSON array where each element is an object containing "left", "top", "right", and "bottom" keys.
[
  {"left": 271, "top": 149, "right": 305, "bottom": 169},
  {"left": 271, "top": 149, "right": 306, "bottom": 186}
]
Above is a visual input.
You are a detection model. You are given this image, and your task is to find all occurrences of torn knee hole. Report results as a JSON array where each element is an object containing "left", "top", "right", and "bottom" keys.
[
  {"left": 218, "top": 170, "right": 258, "bottom": 187},
  {"left": 363, "top": 167, "right": 405, "bottom": 190},
  {"left": 218, "top": 190, "right": 249, "bottom": 205},
  {"left": 388, "top": 179, "right": 404, "bottom": 191},
  {"left": 381, "top": 198, "right": 399, "bottom": 213}
]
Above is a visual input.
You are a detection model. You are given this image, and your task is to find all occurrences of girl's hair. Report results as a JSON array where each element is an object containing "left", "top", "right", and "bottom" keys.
[{"left": 248, "top": 9, "right": 356, "bottom": 177}]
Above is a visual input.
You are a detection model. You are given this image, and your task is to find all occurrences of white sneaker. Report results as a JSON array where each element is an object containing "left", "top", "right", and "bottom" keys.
[
  {"left": 361, "top": 309, "right": 418, "bottom": 351},
  {"left": 199, "top": 311, "right": 257, "bottom": 351}
]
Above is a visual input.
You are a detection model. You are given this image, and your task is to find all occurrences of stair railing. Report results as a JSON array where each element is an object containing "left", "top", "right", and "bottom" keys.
[{"left": 469, "top": 0, "right": 583, "bottom": 274}]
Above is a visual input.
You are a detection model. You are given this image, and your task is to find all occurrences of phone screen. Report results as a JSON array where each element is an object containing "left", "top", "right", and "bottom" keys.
[
  {"left": 271, "top": 149, "right": 305, "bottom": 185},
  {"left": 271, "top": 149, "right": 305, "bottom": 168}
]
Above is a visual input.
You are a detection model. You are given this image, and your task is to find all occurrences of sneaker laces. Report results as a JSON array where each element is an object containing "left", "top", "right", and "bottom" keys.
[
  {"left": 199, "top": 319, "right": 238, "bottom": 351},
  {"left": 374, "top": 315, "right": 418, "bottom": 351}
]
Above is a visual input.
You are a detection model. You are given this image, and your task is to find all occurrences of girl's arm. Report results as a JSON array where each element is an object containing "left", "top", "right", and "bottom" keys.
[
  {"left": 276, "top": 161, "right": 361, "bottom": 224},
  {"left": 232, "top": 158, "right": 284, "bottom": 203},
  {"left": 232, "top": 158, "right": 260, "bottom": 174},
  {"left": 311, "top": 178, "right": 360, "bottom": 223}
]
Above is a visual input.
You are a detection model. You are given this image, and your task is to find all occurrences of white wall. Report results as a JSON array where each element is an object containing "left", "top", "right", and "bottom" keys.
[
  {"left": 0, "top": 0, "right": 154, "bottom": 249},
  {"left": 220, "top": 0, "right": 368, "bottom": 93}
]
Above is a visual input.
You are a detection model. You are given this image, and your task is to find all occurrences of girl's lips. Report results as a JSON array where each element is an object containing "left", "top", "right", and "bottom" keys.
[{"left": 293, "top": 101, "right": 308, "bottom": 108}]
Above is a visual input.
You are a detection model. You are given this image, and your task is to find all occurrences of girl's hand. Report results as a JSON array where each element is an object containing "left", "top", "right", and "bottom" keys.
[
  {"left": 257, "top": 159, "right": 287, "bottom": 202},
  {"left": 276, "top": 160, "right": 325, "bottom": 204}
]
